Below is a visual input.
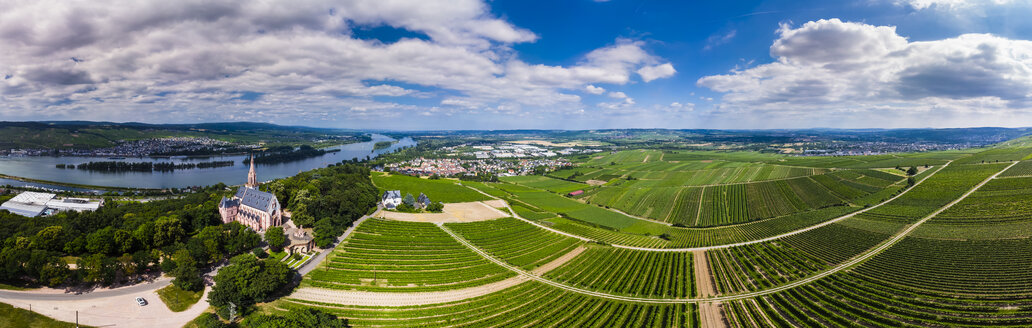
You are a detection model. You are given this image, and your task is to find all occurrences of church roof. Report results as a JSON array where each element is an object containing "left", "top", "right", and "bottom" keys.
[{"left": 235, "top": 187, "right": 277, "bottom": 212}]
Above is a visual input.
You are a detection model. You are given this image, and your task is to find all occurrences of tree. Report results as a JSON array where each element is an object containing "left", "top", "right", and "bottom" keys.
[
  {"left": 907, "top": 166, "right": 918, "bottom": 176},
  {"left": 170, "top": 250, "right": 204, "bottom": 292},
  {"left": 265, "top": 226, "right": 286, "bottom": 253},
  {"left": 86, "top": 228, "right": 117, "bottom": 255},
  {"left": 78, "top": 254, "right": 116, "bottom": 284},
  {"left": 907, "top": 177, "right": 916, "bottom": 187},
  {"left": 224, "top": 223, "right": 260, "bottom": 256},
  {"left": 38, "top": 261, "right": 73, "bottom": 287},
  {"left": 153, "top": 217, "right": 186, "bottom": 248},
  {"left": 426, "top": 202, "right": 444, "bottom": 213},
  {"left": 244, "top": 307, "right": 349, "bottom": 328},
  {"left": 403, "top": 193, "right": 416, "bottom": 207},
  {"left": 31, "top": 226, "right": 66, "bottom": 252},
  {"left": 209, "top": 255, "right": 292, "bottom": 315},
  {"left": 113, "top": 229, "right": 137, "bottom": 254}
]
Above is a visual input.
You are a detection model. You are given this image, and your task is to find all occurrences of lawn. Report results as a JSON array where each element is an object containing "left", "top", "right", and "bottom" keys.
[
  {"left": 371, "top": 173, "right": 491, "bottom": 203},
  {"left": 0, "top": 302, "right": 88, "bottom": 328},
  {"left": 157, "top": 284, "right": 204, "bottom": 312}
]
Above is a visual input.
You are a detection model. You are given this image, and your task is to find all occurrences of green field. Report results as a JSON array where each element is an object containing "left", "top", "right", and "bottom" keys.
[{"left": 371, "top": 173, "right": 492, "bottom": 203}]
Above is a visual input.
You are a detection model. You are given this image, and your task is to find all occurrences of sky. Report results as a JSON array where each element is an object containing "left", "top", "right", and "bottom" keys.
[{"left": 2, "top": 0, "right": 1032, "bottom": 130}]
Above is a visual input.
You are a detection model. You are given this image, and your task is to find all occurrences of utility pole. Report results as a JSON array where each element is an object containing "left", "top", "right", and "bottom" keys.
[
  {"left": 76, "top": 310, "right": 79, "bottom": 328},
  {"left": 228, "top": 302, "right": 237, "bottom": 322}
]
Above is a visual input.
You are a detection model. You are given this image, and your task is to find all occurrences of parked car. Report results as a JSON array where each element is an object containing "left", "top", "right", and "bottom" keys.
[{"left": 136, "top": 297, "right": 147, "bottom": 306}]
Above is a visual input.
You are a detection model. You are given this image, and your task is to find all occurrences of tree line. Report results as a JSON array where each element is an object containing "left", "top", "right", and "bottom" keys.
[{"left": 59, "top": 160, "right": 235, "bottom": 172}]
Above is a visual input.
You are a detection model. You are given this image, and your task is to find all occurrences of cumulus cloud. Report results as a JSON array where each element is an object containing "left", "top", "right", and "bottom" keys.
[
  {"left": 697, "top": 18, "right": 1032, "bottom": 125},
  {"left": 0, "top": 0, "right": 671, "bottom": 125},
  {"left": 637, "top": 63, "right": 677, "bottom": 82},
  {"left": 585, "top": 85, "right": 605, "bottom": 95}
]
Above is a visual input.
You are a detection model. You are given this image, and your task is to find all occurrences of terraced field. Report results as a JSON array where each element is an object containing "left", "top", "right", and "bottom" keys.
[{"left": 306, "top": 219, "right": 513, "bottom": 292}]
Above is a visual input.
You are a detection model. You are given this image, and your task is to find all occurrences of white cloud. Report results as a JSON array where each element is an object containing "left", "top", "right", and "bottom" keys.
[
  {"left": 697, "top": 18, "right": 1032, "bottom": 126},
  {"left": 608, "top": 91, "right": 628, "bottom": 99},
  {"left": 899, "top": 0, "right": 1018, "bottom": 10},
  {"left": 0, "top": 0, "right": 671, "bottom": 126},
  {"left": 637, "top": 63, "right": 676, "bottom": 82},
  {"left": 704, "top": 30, "right": 737, "bottom": 50},
  {"left": 585, "top": 85, "right": 605, "bottom": 94}
]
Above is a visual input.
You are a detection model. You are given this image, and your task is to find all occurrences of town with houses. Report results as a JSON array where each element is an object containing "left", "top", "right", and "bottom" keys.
[
  {"left": 381, "top": 157, "right": 574, "bottom": 177},
  {"left": 1, "top": 137, "right": 242, "bottom": 157}
]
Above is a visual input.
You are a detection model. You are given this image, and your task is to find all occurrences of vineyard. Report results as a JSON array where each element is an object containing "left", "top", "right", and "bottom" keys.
[
  {"left": 857, "top": 163, "right": 1007, "bottom": 222},
  {"left": 579, "top": 169, "right": 902, "bottom": 226},
  {"left": 305, "top": 219, "right": 513, "bottom": 292},
  {"left": 277, "top": 282, "right": 700, "bottom": 327},
  {"left": 269, "top": 143, "right": 1032, "bottom": 328},
  {"left": 445, "top": 217, "right": 583, "bottom": 270},
  {"left": 545, "top": 246, "right": 696, "bottom": 297}
]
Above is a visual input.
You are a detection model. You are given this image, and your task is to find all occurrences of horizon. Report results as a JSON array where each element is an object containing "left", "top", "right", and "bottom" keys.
[
  {"left": 3, "top": 1, "right": 1032, "bottom": 129},
  {"left": 4, "top": 120, "right": 1032, "bottom": 133}
]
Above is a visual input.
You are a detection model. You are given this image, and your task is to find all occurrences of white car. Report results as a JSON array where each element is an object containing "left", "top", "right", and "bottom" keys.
[{"left": 136, "top": 297, "right": 147, "bottom": 306}]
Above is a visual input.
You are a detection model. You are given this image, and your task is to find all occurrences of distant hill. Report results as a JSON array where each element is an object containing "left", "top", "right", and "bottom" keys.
[{"left": 0, "top": 121, "right": 368, "bottom": 150}]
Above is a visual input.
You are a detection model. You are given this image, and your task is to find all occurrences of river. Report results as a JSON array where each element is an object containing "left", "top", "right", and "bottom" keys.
[{"left": 0, "top": 134, "right": 414, "bottom": 191}]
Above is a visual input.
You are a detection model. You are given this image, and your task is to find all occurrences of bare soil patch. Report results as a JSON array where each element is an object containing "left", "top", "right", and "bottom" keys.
[
  {"left": 585, "top": 179, "right": 607, "bottom": 186},
  {"left": 378, "top": 201, "right": 509, "bottom": 223}
]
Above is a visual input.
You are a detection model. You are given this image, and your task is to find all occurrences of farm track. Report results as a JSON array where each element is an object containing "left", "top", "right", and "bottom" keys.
[{"left": 447, "top": 161, "right": 1013, "bottom": 304}]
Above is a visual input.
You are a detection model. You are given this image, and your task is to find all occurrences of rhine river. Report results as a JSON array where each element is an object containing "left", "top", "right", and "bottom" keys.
[{"left": 0, "top": 134, "right": 414, "bottom": 191}]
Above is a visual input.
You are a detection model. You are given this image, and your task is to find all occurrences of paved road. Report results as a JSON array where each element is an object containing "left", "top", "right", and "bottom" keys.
[
  {"left": 296, "top": 209, "right": 377, "bottom": 275},
  {"left": 0, "top": 278, "right": 171, "bottom": 301},
  {"left": 446, "top": 161, "right": 1012, "bottom": 304}
]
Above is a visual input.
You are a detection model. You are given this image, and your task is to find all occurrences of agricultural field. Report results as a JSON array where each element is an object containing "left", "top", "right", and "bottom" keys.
[
  {"left": 445, "top": 217, "right": 583, "bottom": 270},
  {"left": 305, "top": 219, "right": 513, "bottom": 292},
  {"left": 574, "top": 164, "right": 902, "bottom": 226},
  {"left": 545, "top": 246, "right": 695, "bottom": 298},
  {"left": 275, "top": 282, "right": 700, "bottom": 327},
  {"left": 371, "top": 173, "right": 492, "bottom": 203},
  {"left": 273, "top": 143, "right": 1032, "bottom": 328}
]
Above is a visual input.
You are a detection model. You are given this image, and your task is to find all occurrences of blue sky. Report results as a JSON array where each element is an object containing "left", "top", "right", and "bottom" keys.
[{"left": 2, "top": 0, "right": 1032, "bottom": 129}]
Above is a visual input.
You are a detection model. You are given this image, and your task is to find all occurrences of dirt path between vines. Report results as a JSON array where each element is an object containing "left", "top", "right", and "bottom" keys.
[
  {"left": 693, "top": 250, "right": 715, "bottom": 297},
  {"left": 700, "top": 302, "right": 726, "bottom": 328},
  {"left": 289, "top": 243, "right": 586, "bottom": 306}
]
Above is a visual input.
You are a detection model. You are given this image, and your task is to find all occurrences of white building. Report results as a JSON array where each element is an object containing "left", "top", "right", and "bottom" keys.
[
  {"left": 381, "top": 190, "right": 402, "bottom": 209},
  {"left": 0, "top": 191, "right": 103, "bottom": 217}
]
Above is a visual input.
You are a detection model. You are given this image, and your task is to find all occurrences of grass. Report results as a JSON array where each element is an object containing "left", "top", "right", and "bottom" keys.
[
  {"left": 371, "top": 173, "right": 491, "bottom": 203},
  {"left": 0, "top": 302, "right": 89, "bottom": 328},
  {"left": 0, "top": 283, "right": 33, "bottom": 291},
  {"left": 157, "top": 284, "right": 204, "bottom": 312}
]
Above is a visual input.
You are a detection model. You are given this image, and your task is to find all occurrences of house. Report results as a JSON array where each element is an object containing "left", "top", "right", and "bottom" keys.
[
  {"left": 568, "top": 190, "right": 584, "bottom": 196},
  {"left": 218, "top": 155, "right": 283, "bottom": 232},
  {"left": 416, "top": 193, "right": 431, "bottom": 209},
  {"left": 382, "top": 190, "right": 402, "bottom": 209}
]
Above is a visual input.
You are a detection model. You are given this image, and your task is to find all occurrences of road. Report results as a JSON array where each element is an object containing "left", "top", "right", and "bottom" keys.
[
  {"left": 445, "top": 161, "right": 1012, "bottom": 304},
  {"left": 0, "top": 277, "right": 211, "bottom": 328}
]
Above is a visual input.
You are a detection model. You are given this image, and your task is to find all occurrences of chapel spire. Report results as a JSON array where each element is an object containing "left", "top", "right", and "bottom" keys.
[{"left": 246, "top": 153, "right": 258, "bottom": 188}]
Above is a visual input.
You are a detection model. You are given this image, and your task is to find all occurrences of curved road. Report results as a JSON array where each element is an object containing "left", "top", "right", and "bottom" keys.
[{"left": 448, "top": 161, "right": 1012, "bottom": 304}]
